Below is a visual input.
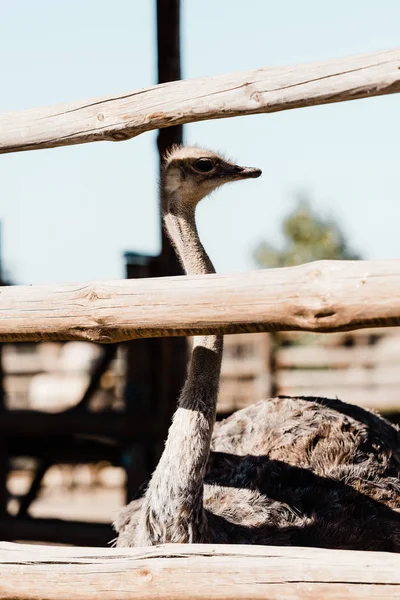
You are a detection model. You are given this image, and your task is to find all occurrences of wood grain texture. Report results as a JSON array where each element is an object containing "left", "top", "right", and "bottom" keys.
[
  {"left": 1, "top": 260, "right": 400, "bottom": 342},
  {"left": 0, "top": 542, "right": 399, "bottom": 600},
  {"left": 1, "top": 48, "right": 399, "bottom": 154}
]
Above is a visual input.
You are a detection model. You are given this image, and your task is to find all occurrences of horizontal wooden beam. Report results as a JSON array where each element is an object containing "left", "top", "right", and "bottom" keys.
[
  {"left": 0, "top": 410, "right": 160, "bottom": 438},
  {"left": 0, "top": 542, "right": 399, "bottom": 599},
  {"left": 0, "top": 519, "right": 113, "bottom": 547},
  {"left": 6, "top": 436, "right": 122, "bottom": 463},
  {"left": 1, "top": 260, "right": 400, "bottom": 342},
  {"left": 1, "top": 48, "right": 399, "bottom": 154}
]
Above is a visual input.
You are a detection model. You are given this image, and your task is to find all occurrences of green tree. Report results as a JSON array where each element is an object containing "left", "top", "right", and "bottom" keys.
[{"left": 253, "top": 196, "right": 360, "bottom": 269}]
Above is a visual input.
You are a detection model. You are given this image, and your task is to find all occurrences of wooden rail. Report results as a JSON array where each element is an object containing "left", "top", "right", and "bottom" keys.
[
  {"left": 1, "top": 48, "right": 399, "bottom": 154},
  {"left": 0, "top": 520, "right": 113, "bottom": 548},
  {"left": 1, "top": 542, "right": 399, "bottom": 599},
  {"left": 1, "top": 260, "right": 400, "bottom": 343}
]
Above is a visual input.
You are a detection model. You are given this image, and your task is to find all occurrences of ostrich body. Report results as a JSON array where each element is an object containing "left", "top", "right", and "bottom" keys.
[{"left": 115, "top": 146, "right": 400, "bottom": 551}]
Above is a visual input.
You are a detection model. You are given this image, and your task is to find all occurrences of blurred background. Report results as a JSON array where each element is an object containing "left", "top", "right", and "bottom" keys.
[{"left": 0, "top": 0, "right": 399, "bottom": 545}]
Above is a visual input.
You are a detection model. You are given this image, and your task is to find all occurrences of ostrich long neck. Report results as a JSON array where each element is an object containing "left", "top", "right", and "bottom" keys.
[{"left": 137, "top": 185, "right": 223, "bottom": 544}]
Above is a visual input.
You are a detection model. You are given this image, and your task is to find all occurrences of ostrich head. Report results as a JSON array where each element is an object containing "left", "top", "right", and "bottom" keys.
[{"left": 162, "top": 145, "right": 262, "bottom": 207}]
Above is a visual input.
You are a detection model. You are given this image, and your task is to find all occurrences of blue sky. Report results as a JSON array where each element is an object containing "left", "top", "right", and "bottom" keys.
[{"left": 0, "top": 1, "right": 399, "bottom": 284}]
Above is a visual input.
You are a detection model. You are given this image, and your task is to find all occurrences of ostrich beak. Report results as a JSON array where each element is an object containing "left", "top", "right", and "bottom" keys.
[{"left": 231, "top": 165, "right": 262, "bottom": 179}]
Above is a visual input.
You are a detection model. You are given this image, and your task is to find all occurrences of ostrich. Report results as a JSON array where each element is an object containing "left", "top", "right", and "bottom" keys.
[{"left": 115, "top": 146, "right": 400, "bottom": 551}]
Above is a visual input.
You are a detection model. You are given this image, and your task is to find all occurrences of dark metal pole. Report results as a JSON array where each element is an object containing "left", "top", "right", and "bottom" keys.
[
  {"left": 156, "top": 0, "right": 187, "bottom": 433},
  {"left": 157, "top": 0, "right": 184, "bottom": 268}
]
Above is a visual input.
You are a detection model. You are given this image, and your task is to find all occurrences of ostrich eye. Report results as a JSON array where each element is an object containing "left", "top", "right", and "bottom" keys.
[{"left": 193, "top": 158, "right": 214, "bottom": 173}]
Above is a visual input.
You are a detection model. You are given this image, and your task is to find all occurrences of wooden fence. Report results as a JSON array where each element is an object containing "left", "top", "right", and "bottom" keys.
[
  {"left": 220, "top": 328, "right": 400, "bottom": 414},
  {"left": 278, "top": 332, "right": 400, "bottom": 412},
  {"left": 1, "top": 48, "right": 400, "bottom": 599},
  {"left": 1, "top": 259, "right": 400, "bottom": 343},
  {"left": 1, "top": 48, "right": 399, "bottom": 154},
  {"left": 1, "top": 542, "right": 400, "bottom": 600}
]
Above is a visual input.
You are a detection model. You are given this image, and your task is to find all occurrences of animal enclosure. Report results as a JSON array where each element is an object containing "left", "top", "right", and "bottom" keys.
[
  {"left": 220, "top": 328, "right": 400, "bottom": 414},
  {"left": 0, "top": 48, "right": 400, "bottom": 599}
]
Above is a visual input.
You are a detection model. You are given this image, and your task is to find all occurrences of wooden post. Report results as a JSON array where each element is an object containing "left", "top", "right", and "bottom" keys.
[
  {"left": 269, "top": 332, "right": 279, "bottom": 397},
  {"left": 156, "top": 0, "right": 187, "bottom": 445}
]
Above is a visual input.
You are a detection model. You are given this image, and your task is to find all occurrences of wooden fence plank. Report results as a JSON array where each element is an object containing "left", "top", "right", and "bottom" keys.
[
  {"left": 277, "top": 346, "right": 400, "bottom": 368},
  {"left": 276, "top": 386, "right": 400, "bottom": 412},
  {"left": 0, "top": 409, "right": 160, "bottom": 437},
  {"left": 0, "top": 519, "right": 113, "bottom": 548},
  {"left": 0, "top": 542, "right": 399, "bottom": 600},
  {"left": 278, "top": 366, "right": 400, "bottom": 388},
  {"left": 0, "top": 48, "right": 399, "bottom": 154},
  {"left": 1, "top": 260, "right": 400, "bottom": 343}
]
